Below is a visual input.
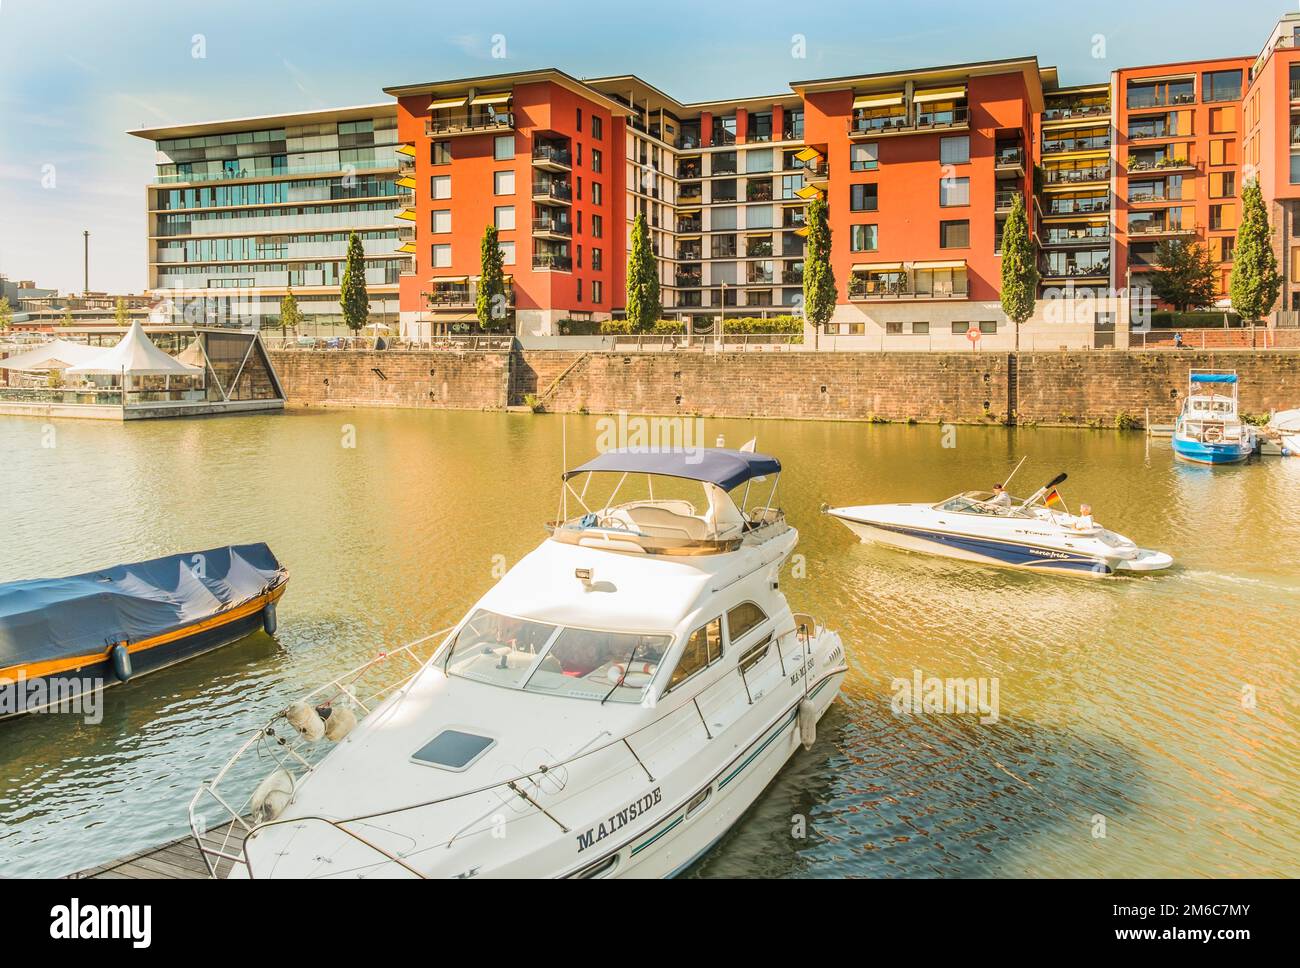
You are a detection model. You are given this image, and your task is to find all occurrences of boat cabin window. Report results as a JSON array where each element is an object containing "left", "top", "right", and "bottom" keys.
[
  {"left": 523, "top": 627, "right": 671, "bottom": 703},
  {"left": 667, "top": 617, "right": 723, "bottom": 692},
  {"left": 726, "top": 601, "right": 768, "bottom": 643},
  {"left": 444, "top": 609, "right": 670, "bottom": 703}
]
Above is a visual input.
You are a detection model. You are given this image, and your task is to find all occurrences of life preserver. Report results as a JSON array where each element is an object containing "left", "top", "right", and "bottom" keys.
[
  {"left": 607, "top": 661, "right": 657, "bottom": 684},
  {"left": 1204, "top": 425, "right": 1223, "bottom": 443}
]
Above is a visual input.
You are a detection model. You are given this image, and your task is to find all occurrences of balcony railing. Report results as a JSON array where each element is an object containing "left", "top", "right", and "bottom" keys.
[
  {"left": 1126, "top": 157, "right": 1198, "bottom": 174},
  {"left": 746, "top": 271, "right": 775, "bottom": 285},
  {"left": 677, "top": 219, "right": 703, "bottom": 233},
  {"left": 1043, "top": 230, "right": 1110, "bottom": 246},
  {"left": 426, "top": 113, "right": 514, "bottom": 136},
  {"left": 1040, "top": 260, "right": 1111, "bottom": 278},
  {"left": 850, "top": 106, "right": 968, "bottom": 136},
  {"left": 532, "top": 144, "right": 572, "bottom": 167},
  {"left": 746, "top": 241, "right": 774, "bottom": 257},
  {"left": 847, "top": 280, "right": 969, "bottom": 300},
  {"left": 781, "top": 269, "right": 804, "bottom": 284},
  {"left": 1047, "top": 199, "right": 1109, "bottom": 216},
  {"left": 677, "top": 164, "right": 702, "bottom": 179},
  {"left": 675, "top": 273, "right": 703, "bottom": 287},
  {"left": 532, "top": 181, "right": 573, "bottom": 202},
  {"left": 746, "top": 185, "right": 774, "bottom": 202},
  {"left": 995, "top": 147, "right": 1026, "bottom": 169},
  {"left": 1042, "top": 135, "right": 1110, "bottom": 154},
  {"left": 532, "top": 217, "right": 572, "bottom": 236},
  {"left": 677, "top": 246, "right": 703, "bottom": 261},
  {"left": 1127, "top": 221, "right": 1198, "bottom": 237},
  {"left": 1043, "top": 103, "right": 1110, "bottom": 121},
  {"left": 533, "top": 254, "right": 572, "bottom": 271},
  {"left": 678, "top": 185, "right": 703, "bottom": 202},
  {"left": 1044, "top": 166, "right": 1110, "bottom": 184}
]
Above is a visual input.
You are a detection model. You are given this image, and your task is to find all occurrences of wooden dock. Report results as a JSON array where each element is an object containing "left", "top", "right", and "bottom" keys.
[{"left": 67, "top": 820, "right": 247, "bottom": 880}]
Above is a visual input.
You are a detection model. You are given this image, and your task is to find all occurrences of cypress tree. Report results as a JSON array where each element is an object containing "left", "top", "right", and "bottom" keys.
[
  {"left": 802, "top": 196, "right": 836, "bottom": 330},
  {"left": 1229, "top": 179, "right": 1281, "bottom": 323},
  {"left": 340, "top": 231, "right": 370, "bottom": 334},
  {"left": 476, "top": 225, "right": 508, "bottom": 331},
  {"left": 999, "top": 193, "right": 1037, "bottom": 346},
  {"left": 625, "top": 212, "right": 660, "bottom": 331}
]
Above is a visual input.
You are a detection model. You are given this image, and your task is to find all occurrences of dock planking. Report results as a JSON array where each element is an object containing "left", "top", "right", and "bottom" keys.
[{"left": 67, "top": 820, "right": 248, "bottom": 880}]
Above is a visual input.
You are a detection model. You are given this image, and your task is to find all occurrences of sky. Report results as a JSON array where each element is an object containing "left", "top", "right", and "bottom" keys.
[{"left": 0, "top": 0, "right": 1292, "bottom": 295}]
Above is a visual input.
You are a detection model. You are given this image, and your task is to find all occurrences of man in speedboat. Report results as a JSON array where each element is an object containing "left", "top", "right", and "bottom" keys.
[
  {"left": 989, "top": 484, "right": 1012, "bottom": 508},
  {"left": 1071, "top": 503, "right": 1094, "bottom": 531}
]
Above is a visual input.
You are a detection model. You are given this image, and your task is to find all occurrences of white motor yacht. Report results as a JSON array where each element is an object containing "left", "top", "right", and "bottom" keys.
[
  {"left": 827, "top": 472, "right": 1172, "bottom": 577},
  {"left": 191, "top": 447, "right": 847, "bottom": 878}
]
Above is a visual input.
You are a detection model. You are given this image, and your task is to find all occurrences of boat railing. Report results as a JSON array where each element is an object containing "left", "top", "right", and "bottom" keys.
[
  {"left": 190, "top": 610, "right": 834, "bottom": 878},
  {"left": 188, "top": 627, "right": 454, "bottom": 877}
]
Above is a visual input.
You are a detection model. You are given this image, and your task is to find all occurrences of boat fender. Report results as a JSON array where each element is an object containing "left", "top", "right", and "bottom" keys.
[
  {"left": 110, "top": 643, "right": 133, "bottom": 683},
  {"left": 322, "top": 704, "right": 357, "bottom": 742},
  {"left": 285, "top": 700, "right": 325, "bottom": 741},
  {"left": 250, "top": 768, "right": 294, "bottom": 823},
  {"left": 262, "top": 601, "right": 278, "bottom": 635},
  {"left": 798, "top": 698, "right": 817, "bottom": 751}
]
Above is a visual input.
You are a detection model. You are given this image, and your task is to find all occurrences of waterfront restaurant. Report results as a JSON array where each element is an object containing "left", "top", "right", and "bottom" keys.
[{"left": 0, "top": 322, "right": 285, "bottom": 420}]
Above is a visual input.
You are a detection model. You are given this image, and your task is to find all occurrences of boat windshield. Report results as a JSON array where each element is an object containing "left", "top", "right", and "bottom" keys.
[
  {"left": 935, "top": 492, "right": 1034, "bottom": 517},
  {"left": 444, "top": 609, "right": 671, "bottom": 703}
]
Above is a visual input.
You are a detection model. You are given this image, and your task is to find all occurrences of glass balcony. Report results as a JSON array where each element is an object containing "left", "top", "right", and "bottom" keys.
[
  {"left": 425, "top": 112, "right": 514, "bottom": 137},
  {"left": 533, "top": 254, "right": 572, "bottom": 271}
]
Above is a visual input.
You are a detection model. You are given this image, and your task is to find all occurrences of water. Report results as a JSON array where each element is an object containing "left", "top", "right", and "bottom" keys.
[{"left": 1, "top": 409, "right": 1297, "bottom": 878}]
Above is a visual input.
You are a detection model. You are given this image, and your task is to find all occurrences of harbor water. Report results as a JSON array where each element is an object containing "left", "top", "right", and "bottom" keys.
[{"left": 0, "top": 408, "right": 1297, "bottom": 877}]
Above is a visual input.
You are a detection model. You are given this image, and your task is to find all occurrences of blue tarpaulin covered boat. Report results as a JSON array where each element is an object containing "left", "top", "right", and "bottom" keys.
[{"left": 0, "top": 544, "right": 288, "bottom": 718}]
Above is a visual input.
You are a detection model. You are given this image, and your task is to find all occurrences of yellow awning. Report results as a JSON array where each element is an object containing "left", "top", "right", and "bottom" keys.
[
  {"left": 794, "top": 185, "right": 822, "bottom": 199},
  {"left": 852, "top": 262, "right": 905, "bottom": 272},
  {"left": 853, "top": 92, "right": 903, "bottom": 109},
  {"left": 395, "top": 242, "right": 416, "bottom": 254},
  {"left": 781, "top": 198, "right": 807, "bottom": 206},
  {"left": 394, "top": 209, "right": 417, "bottom": 221},
  {"left": 395, "top": 143, "right": 416, "bottom": 157},
  {"left": 470, "top": 91, "right": 511, "bottom": 106},
  {"left": 794, "top": 226, "right": 810, "bottom": 237},
  {"left": 676, "top": 234, "right": 702, "bottom": 240},
  {"left": 913, "top": 86, "right": 967, "bottom": 104},
  {"left": 432, "top": 276, "right": 469, "bottom": 286},
  {"left": 395, "top": 175, "right": 417, "bottom": 189},
  {"left": 677, "top": 207, "right": 701, "bottom": 215},
  {"left": 910, "top": 259, "right": 967, "bottom": 270},
  {"left": 794, "top": 146, "right": 822, "bottom": 162},
  {"left": 428, "top": 96, "right": 467, "bottom": 111}
]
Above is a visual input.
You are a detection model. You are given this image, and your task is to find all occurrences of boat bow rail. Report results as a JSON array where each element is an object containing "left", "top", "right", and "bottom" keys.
[{"left": 189, "top": 614, "right": 842, "bottom": 879}]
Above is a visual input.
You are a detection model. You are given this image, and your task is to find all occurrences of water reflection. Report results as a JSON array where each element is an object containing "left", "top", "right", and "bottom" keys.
[{"left": 0, "top": 410, "right": 1296, "bottom": 877}]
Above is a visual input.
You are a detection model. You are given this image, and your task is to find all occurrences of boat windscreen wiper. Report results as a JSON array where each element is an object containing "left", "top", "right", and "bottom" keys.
[{"left": 601, "top": 639, "right": 644, "bottom": 705}]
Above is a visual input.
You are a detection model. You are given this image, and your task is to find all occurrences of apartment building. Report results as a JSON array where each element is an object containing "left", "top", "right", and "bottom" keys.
[
  {"left": 794, "top": 58, "right": 1042, "bottom": 341},
  {"left": 131, "top": 11, "right": 1300, "bottom": 344},
  {"left": 1037, "top": 83, "right": 1113, "bottom": 296},
  {"left": 383, "top": 70, "right": 629, "bottom": 339},
  {"left": 127, "top": 105, "right": 408, "bottom": 329},
  {"left": 1244, "top": 12, "right": 1300, "bottom": 310},
  {"left": 1113, "top": 56, "right": 1250, "bottom": 300}
]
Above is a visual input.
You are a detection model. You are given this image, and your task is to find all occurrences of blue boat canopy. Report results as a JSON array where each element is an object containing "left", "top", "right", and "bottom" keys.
[
  {"left": 1190, "top": 373, "right": 1238, "bottom": 383},
  {"left": 0, "top": 544, "right": 285, "bottom": 671},
  {"left": 563, "top": 448, "right": 781, "bottom": 491}
]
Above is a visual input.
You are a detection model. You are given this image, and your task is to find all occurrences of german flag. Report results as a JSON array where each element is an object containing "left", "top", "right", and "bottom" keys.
[{"left": 1044, "top": 488, "right": 1064, "bottom": 508}]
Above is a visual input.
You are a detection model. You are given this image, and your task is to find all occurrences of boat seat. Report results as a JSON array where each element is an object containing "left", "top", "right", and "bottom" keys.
[{"left": 616, "top": 505, "right": 710, "bottom": 541}]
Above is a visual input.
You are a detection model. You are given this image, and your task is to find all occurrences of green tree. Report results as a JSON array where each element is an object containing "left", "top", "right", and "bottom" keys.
[
  {"left": 625, "top": 212, "right": 660, "bottom": 332},
  {"left": 1151, "top": 239, "right": 1217, "bottom": 313},
  {"left": 0, "top": 296, "right": 12, "bottom": 331},
  {"left": 114, "top": 297, "right": 130, "bottom": 327},
  {"left": 476, "top": 225, "right": 508, "bottom": 331},
  {"left": 340, "top": 231, "right": 370, "bottom": 334},
  {"left": 1229, "top": 179, "right": 1282, "bottom": 323},
  {"left": 279, "top": 286, "right": 304, "bottom": 336},
  {"left": 802, "top": 196, "right": 837, "bottom": 332},
  {"left": 60, "top": 308, "right": 75, "bottom": 327},
  {"left": 999, "top": 193, "right": 1037, "bottom": 348}
]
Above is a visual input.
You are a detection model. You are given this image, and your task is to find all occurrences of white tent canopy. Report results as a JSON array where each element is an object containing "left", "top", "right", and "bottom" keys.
[
  {"left": 0, "top": 339, "right": 106, "bottom": 371},
  {"left": 65, "top": 321, "right": 202, "bottom": 377}
]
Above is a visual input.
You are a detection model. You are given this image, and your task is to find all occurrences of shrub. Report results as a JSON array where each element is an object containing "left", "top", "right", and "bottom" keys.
[
  {"left": 523, "top": 392, "right": 543, "bottom": 413},
  {"left": 1114, "top": 410, "right": 1142, "bottom": 431}
]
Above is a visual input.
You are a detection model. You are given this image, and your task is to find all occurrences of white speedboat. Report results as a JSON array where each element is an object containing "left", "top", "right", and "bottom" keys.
[
  {"left": 827, "top": 472, "right": 1172, "bottom": 577},
  {"left": 1172, "top": 370, "right": 1256, "bottom": 465},
  {"left": 191, "top": 448, "right": 847, "bottom": 879},
  {"left": 1267, "top": 408, "right": 1300, "bottom": 456}
]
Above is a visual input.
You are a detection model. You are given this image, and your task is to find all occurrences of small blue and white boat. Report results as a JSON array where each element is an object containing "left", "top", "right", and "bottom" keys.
[{"left": 1172, "top": 370, "right": 1256, "bottom": 465}]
